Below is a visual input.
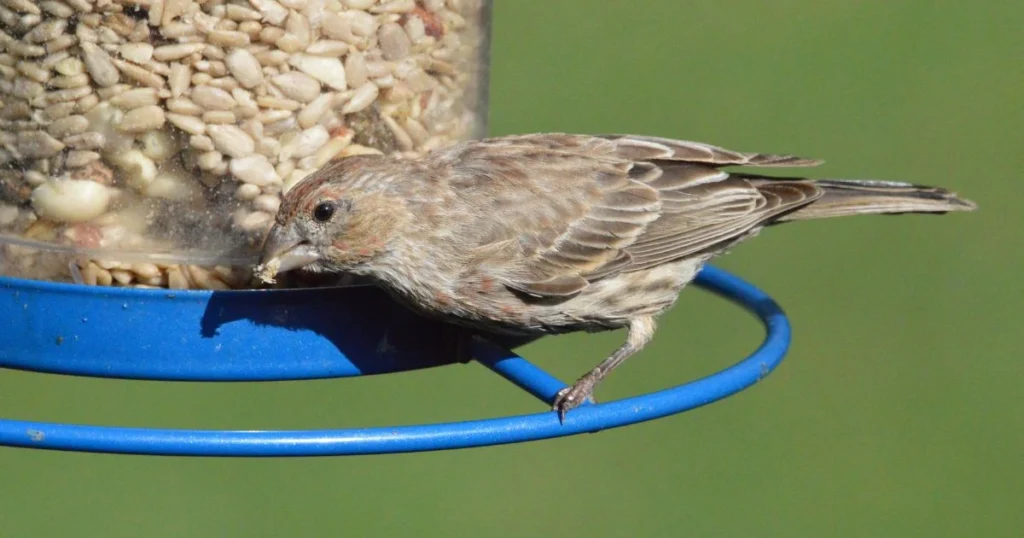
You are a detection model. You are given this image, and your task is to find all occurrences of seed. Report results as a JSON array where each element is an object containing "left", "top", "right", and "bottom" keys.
[
  {"left": 249, "top": 0, "right": 288, "bottom": 25},
  {"left": 43, "top": 101, "right": 76, "bottom": 121},
  {"left": 166, "top": 97, "right": 203, "bottom": 115},
  {"left": 97, "top": 27, "right": 122, "bottom": 45},
  {"left": 168, "top": 62, "right": 191, "bottom": 97},
  {"left": 40, "top": 51, "right": 70, "bottom": 70},
  {"left": 7, "top": 41, "right": 46, "bottom": 57},
  {"left": 364, "top": 60, "right": 392, "bottom": 78},
  {"left": 403, "top": 117, "right": 429, "bottom": 145},
  {"left": 131, "top": 263, "right": 161, "bottom": 279},
  {"left": 118, "top": 43, "right": 154, "bottom": 63},
  {"left": 404, "top": 13, "right": 426, "bottom": 43},
  {"left": 165, "top": 112, "right": 205, "bottom": 135},
  {"left": 167, "top": 266, "right": 189, "bottom": 289},
  {"left": 80, "top": 42, "right": 119, "bottom": 87},
  {"left": 346, "top": 10, "right": 378, "bottom": 37},
  {"left": 117, "top": 105, "right": 166, "bottom": 133},
  {"left": 194, "top": 59, "right": 227, "bottom": 77},
  {"left": 191, "top": 71, "right": 212, "bottom": 86},
  {"left": 372, "top": 0, "right": 415, "bottom": 13},
  {"left": 284, "top": 10, "right": 311, "bottom": 47},
  {"left": 229, "top": 153, "right": 279, "bottom": 186},
  {"left": 259, "top": 26, "right": 285, "bottom": 45},
  {"left": 146, "top": 170, "right": 200, "bottom": 201},
  {"left": 320, "top": 11, "right": 354, "bottom": 42},
  {"left": 45, "top": 35, "right": 77, "bottom": 55},
  {"left": 16, "top": 130, "right": 65, "bottom": 157},
  {"left": 313, "top": 134, "right": 352, "bottom": 167},
  {"left": 188, "top": 265, "right": 232, "bottom": 290},
  {"left": 161, "top": 0, "right": 189, "bottom": 26},
  {"left": 191, "top": 85, "right": 236, "bottom": 110},
  {"left": 159, "top": 22, "right": 194, "bottom": 39},
  {"left": 274, "top": 33, "right": 303, "bottom": 54},
  {"left": 189, "top": 134, "right": 214, "bottom": 151},
  {"left": 24, "top": 19, "right": 66, "bottom": 44},
  {"left": 306, "top": 40, "right": 349, "bottom": 57},
  {"left": 297, "top": 92, "right": 334, "bottom": 129},
  {"left": 250, "top": 193, "right": 280, "bottom": 214},
  {"left": 109, "top": 87, "right": 160, "bottom": 109},
  {"left": 197, "top": 150, "right": 223, "bottom": 171},
  {"left": 235, "top": 182, "right": 260, "bottom": 200},
  {"left": 287, "top": 53, "right": 346, "bottom": 90},
  {"left": 233, "top": 209, "right": 273, "bottom": 233},
  {"left": 282, "top": 124, "right": 328, "bottom": 159},
  {"left": 337, "top": 143, "right": 383, "bottom": 158},
  {"left": 73, "top": 90, "right": 99, "bottom": 112},
  {"left": 271, "top": 71, "right": 321, "bottom": 102},
  {"left": 111, "top": 58, "right": 165, "bottom": 88},
  {"left": 379, "top": 22, "right": 412, "bottom": 61},
  {"left": 224, "top": 48, "right": 264, "bottom": 89},
  {"left": 383, "top": 114, "right": 413, "bottom": 151},
  {"left": 208, "top": 124, "right": 255, "bottom": 157},
  {"left": 255, "top": 48, "right": 288, "bottom": 66},
  {"left": 208, "top": 30, "right": 250, "bottom": 47},
  {"left": 65, "top": 150, "right": 100, "bottom": 168},
  {"left": 44, "top": 86, "right": 93, "bottom": 104},
  {"left": 202, "top": 110, "right": 237, "bottom": 124},
  {"left": 341, "top": 81, "right": 379, "bottom": 115},
  {"left": 53, "top": 57, "right": 85, "bottom": 76},
  {"left": 96, "top": 84, "right": 130, "bottom": 101},
  {"left": 64, "top": 131, "right": 105, "bottom": 150},
  {"left": 208, "top": 77, "right": 239, "bottom": 92},
  {"left": 16, "top": 61, "right": 50, "bottom": 83},
  {"left": 49, "top": 73, "right": 91, "bottom": 89},
  {"left": 339, "top": 52, "right": 367, "bottom": 89},
  {"left": 46, "top": 114, "right": 89, "bottom": 138},
  {"left": 153, "top": 43, "right": 206, "bottom": 62},
  {"left": 226, "top": 5, "right": 261, "bottom": 21},
  {"left": 11, "top": 75, "right": 44, "bottom": 100},
  {"left": 259, "top": 137, "right": 282, "bottom": 157},
  {"left": 40, "top": 1, "right": 74, "bottom": 18},
  {"left": 31, "top": 179, "right": 110, "bottom": 223},
  {"left": 282, "top": 168, "right": 312, "bottom": 194}
]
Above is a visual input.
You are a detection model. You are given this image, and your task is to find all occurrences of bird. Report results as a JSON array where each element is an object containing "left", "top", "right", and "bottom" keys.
[{"left": 256, "top": 133, "right": 976, "bottom": 419}]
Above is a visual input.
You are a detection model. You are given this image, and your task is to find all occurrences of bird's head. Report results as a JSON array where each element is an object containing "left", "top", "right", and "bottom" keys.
[{"left": 256, "top": 155, "right": 411, "bottom": 282}]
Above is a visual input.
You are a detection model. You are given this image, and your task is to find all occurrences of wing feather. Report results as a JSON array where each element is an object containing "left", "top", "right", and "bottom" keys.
[{"left": 436, "top": 134, "right": 824, "bottom": 299}]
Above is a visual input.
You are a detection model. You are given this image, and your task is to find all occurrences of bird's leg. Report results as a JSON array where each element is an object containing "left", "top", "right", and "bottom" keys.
[{"left": 553, "top": 316, "right": 656, "bottom": 421}]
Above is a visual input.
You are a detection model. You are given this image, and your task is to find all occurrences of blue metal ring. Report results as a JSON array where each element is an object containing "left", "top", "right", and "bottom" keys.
[{"left": 0, "top": 265, "right": 790, "bottom": 456}]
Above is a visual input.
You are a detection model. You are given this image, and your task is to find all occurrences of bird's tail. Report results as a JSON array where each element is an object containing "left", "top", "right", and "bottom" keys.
[{"left": 772, "top": 179, "right": 977, "bottom": 222}]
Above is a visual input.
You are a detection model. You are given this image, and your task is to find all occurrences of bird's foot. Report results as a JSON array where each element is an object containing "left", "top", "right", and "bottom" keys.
[{"left": 553, "top": 371, "right": 600, "bottom": 422}]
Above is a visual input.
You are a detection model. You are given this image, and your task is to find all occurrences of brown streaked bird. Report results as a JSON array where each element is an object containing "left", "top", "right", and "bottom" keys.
[{"left": 258, "top": 133, "right": 976, "bottom": 419}]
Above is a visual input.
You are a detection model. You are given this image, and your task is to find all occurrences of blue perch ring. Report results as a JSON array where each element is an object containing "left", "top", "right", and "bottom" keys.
[{"left": 0, "top": 264, "right": 791, "bottom": 456}]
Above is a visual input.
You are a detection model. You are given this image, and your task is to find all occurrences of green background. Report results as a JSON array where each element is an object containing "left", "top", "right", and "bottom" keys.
[{"left": 2, "top": 1, "right": 1020, "bottom": 536}]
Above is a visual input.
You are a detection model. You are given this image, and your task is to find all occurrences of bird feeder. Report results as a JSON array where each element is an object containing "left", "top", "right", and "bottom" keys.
[{"left": 0, "top": 264, "right": 791, "bottom": 456}]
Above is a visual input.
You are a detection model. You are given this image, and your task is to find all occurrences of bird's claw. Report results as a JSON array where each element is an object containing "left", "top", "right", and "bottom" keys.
[{"left": 553, "top": 372, "right": 600, "bottom": 422}]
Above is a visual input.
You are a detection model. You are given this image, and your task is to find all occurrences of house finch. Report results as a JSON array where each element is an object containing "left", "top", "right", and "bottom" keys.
[{"left": 257, "top": 134, "right": 976, "bottom": 419}]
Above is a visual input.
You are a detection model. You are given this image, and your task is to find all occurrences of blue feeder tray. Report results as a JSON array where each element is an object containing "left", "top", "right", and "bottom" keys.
[{"left": 0, "top": 265, "right": 790, "bottom": 456}]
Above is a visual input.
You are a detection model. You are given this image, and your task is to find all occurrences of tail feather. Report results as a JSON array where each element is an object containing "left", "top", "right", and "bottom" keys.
[{"left": 770, "top": 179, "right": 977, "bottom": 222}]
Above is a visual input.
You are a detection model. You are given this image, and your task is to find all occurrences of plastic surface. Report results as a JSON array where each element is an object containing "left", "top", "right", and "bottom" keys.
[
  {"left": 0, "top": 276, "right": 477, "bottom": 380},
  {"left": 0, "top": 265, "right": 791, "bottom": 456},
  {"left": 0, "top": 0, "right": 492, "bottom": 288}
]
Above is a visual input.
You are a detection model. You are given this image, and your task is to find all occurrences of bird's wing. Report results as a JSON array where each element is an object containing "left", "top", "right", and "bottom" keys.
[{"left": 441, "top": 134, "right": 823, "bottom": 299}]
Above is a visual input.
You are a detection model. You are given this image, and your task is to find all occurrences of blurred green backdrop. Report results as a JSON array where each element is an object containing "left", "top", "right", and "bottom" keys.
[{"left": 1, "top": 1, "right": 1021, "bottom": 536}]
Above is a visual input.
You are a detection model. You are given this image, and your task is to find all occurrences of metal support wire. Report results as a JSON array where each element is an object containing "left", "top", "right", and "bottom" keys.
[{"left": 0, "top": 265, "right": 790, "bottom": 456}]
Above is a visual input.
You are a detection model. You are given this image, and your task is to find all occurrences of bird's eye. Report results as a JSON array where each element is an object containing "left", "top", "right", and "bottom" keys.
[{"left": 313, "top": 201, "right": 336, "bottom": 222}]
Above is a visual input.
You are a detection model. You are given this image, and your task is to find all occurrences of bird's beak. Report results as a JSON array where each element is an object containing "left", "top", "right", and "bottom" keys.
[{"left": 257, "top": 224, "right": 319, "bottom": 281}]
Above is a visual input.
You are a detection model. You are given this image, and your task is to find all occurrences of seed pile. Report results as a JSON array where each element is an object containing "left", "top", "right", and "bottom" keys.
[{"left": 0, "top": 0, "right": 488, "bottom": 288}]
